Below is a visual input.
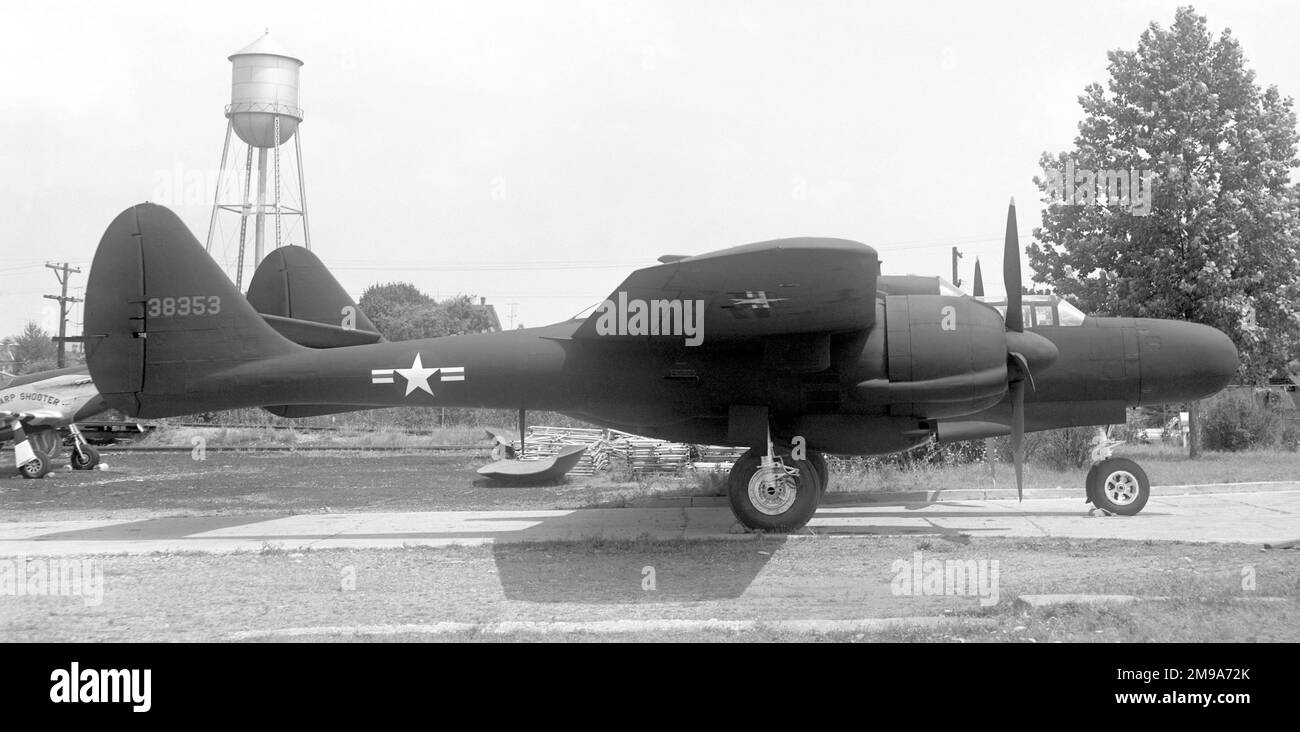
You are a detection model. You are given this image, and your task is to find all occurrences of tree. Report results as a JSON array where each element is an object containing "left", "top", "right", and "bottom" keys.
[
  {"left": 357, "top": 282, "right": 432, "bottom": 334},
  {"left": 3, "top": 321, "right": 58, "bottom": 374},
  {"left": 1028, "top": 6, "right": 1300, "bottom": 386},
  {"left": 358, "top": 283, "right": 498, "bottom": 341}
]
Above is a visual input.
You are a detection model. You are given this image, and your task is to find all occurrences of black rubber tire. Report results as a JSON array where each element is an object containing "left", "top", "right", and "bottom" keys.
[
  {"left": 1088, "top": 457, "right": 1149, "bottom": 515},
  {"left": 808, "top": 450, "right": 829, "bottom": 493},
  {"left": 71, "top": 445, "right": 100, "bottom": 470},
  {"left": 727, "top": 448, "right": 822, "bottom": 532},
  {"left": 18, "top": 452, "right": 50, "bottom": 479},
  {"left": 1084, "top": 463, "right": 1101, "bottom": 504}
]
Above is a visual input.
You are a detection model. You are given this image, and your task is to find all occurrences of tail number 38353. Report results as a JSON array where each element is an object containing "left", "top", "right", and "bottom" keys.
[{"left": 146, "top": 296, "right": 221, "bottom": 317}]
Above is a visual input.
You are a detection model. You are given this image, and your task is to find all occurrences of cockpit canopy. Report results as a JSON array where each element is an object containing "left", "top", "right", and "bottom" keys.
[
  {"left": 890, "top": 277, "right": 1088, "bottom": 328},
  {"left": 974, "top": 293, "right": 1087, "bottom": 327}
]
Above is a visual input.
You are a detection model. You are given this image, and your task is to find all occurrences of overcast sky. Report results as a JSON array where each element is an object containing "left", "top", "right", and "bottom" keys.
[{"left": 2, "top": 0, "right": 1298, "bottom": 339}]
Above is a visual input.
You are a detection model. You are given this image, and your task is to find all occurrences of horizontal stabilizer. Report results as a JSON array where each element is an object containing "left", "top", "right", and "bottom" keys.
[
  {"left": 260, "top": 314, "right": 383, "bottom": 348},
  {"left": 262, "top": 404, "right": 373, "bottom": 418}
]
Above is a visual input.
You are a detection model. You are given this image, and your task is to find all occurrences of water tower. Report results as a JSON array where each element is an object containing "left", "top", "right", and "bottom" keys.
[{"left": 206, "top": 31, "right": 311, "bottom": 289}]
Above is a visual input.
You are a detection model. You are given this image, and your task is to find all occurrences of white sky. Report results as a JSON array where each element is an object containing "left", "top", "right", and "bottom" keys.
[{"left": 2, "top": 0, "right": 1298, "bottom": 338}]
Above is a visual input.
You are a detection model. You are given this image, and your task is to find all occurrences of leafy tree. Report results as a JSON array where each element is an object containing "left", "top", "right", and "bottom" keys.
[
  {"left": 1028, "top": 6, "right": 1300, "bottom": 385},
  {"left": 358, "top": 284, "right": 498, "bottom": 341},
  {"left": 357, "top": 282, "right": 432, "bottom": 334},
  {"left": 3, "top": 321, "right": 57, "bottom": 374}
]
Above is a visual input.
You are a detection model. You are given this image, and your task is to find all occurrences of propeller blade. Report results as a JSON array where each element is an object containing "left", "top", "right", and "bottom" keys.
[
  {"left": 1010, "top": 377, "right": 1025, "bottom": 502},
  {"left": 973, "top": 258, "right": 984, "bottom": 297},
  {"left": 1008, "top": 351, "right": 1037, "bottom": 392},
  {"left": 1004, "top": 198, "right": 1023, "bottom": 332}
]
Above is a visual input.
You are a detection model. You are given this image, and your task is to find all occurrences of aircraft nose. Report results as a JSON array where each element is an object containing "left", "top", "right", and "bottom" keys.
[{"left": 1138, "top": 320, "right": 1238, "bottom": 404}]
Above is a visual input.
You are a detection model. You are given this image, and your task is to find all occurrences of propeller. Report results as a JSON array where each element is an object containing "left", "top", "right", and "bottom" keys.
[
  {"left": 999, "top": 198, "right": 1058, "bottom": 501},
  {"left": 972, "top": 259, "right": 984, "bottom": 297},
  {"left": 1003, "top": 199, "right": 1023, "bottom": 332},
  {"left": 518, "top": 407, "right": 527, "bottom": 457}
]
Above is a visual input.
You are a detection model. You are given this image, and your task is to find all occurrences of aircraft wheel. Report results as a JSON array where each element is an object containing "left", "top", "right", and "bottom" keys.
[
  {"left": 71, "top": 445, "right": 101, "bottom": 470},
  {"left": 1088, "top": 458, "right": 1149, "bottom": 515},
  {"left": 1084, "top": 463, "right": 1101, "bottom": 504},
  {"left": 727, "top": 448, "right": 822, "bottom": 532},
  {"left": 808, "top": 450, "right": 829, "bottom": 493},
  {"left": 19, "top": 453, "right": 51, "bottom": 479}
]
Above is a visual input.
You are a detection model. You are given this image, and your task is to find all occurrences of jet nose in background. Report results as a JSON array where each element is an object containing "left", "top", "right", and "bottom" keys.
[{"left": 1138, "top": 320, "right": 1239, "bottom": 404}]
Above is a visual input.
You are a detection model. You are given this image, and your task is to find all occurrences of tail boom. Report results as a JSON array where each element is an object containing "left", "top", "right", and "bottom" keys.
[{"left": 83, "top": 205, "right": 577, "bottom": 417}]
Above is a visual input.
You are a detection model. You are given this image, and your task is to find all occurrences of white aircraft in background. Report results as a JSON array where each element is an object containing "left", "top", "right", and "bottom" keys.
[{"left": 1, "top": 365, "right": 107, "bottom": 478}]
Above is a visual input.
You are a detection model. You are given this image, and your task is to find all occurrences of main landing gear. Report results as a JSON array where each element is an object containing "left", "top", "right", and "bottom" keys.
[
  {"left": 13, "top": 424, "right": 59, "bottom": 479},
  {"left": 726, "top": 433, "right": 826, "bottom": 532}
]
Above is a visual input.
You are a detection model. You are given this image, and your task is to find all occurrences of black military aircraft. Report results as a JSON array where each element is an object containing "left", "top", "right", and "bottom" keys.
[{"left": 80, "top": 200, "right": 1238, "bottom": 531}]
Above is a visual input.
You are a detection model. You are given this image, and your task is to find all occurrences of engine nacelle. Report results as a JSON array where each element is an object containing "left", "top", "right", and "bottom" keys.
[{"left": 852, "top": 295, "right": 1008, "bottom": 419}]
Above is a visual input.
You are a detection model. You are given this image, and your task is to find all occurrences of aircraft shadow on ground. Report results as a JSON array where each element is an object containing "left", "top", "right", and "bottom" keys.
[{"left": 489, "top": 537, "right": 785, "bottom": 603}]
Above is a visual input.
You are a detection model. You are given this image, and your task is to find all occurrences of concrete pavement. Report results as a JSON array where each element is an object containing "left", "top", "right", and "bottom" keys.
[{"left": 2, "top": 488, "right": 1297, "bottom": 556}]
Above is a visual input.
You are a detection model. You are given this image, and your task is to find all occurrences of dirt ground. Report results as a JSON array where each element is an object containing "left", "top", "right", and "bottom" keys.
[
  {"left": 0, "top": 451, "right": 693, "bottom": 521},
  {"left": 2, "top": 451, "right": 1296, "bottom": 642},
  {"left": 2, "top": 536, "right": 1295, "bottom": 642}
]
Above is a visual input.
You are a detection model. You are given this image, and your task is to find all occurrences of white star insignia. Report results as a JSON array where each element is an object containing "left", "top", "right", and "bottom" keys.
[{"left": 394, "top": 352, "right": 438, "bottom": 396}]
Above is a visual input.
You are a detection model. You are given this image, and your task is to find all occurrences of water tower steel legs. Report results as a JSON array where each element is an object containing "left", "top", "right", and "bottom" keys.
[
  {"left": 254, "top": 146, "right": 268, "bottom": 267},
  {"left": 205, "top": 119, "right": 233, "bottom": 253},
  {"left": 236, "top": 145, "right": 254, "bottom": 291},
  {"left": 274, "top": 114, "right": 282, "bottom": 253},
  {"left": 295, "top": 130, "right": 310, "bottom": 250}
]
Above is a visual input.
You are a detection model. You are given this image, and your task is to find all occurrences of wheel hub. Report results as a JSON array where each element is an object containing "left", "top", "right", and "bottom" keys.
[
  {"left": 748, "top": 470, "right": 797, "bottom": 515},
  {"left": 1103, "top": 470, "right": 1140, "bottom": 505}
]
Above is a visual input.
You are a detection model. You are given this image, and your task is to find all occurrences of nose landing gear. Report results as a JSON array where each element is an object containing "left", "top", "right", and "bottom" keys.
[{"left": 1086, "top": 457, "right": 1150, "bottom": 515}]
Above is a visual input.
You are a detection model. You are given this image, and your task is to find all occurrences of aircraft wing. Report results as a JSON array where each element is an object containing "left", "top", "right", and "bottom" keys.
[
  {"left": 572, "top": 237, "right": 879, "bottom": 342},
  {"left": 1, "top": 409, "right": 67, "bottom": 427}
]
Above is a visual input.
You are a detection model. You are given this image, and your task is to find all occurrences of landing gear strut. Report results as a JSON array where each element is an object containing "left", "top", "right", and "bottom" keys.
[
  {"left": 726, "top": 431, "right": 823, "bottom": 532},
  {"left": 67, "top": 424, "right": 101, "bottom": 471}
]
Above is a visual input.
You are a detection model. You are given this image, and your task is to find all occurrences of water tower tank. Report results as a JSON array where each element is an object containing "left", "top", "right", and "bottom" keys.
[{"left": 226, "top": 33, "right": 303, "bottom": 148}]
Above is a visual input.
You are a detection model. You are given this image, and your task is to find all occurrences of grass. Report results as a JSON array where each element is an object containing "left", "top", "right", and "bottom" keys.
[
  {"left": 134, "top": 423, "right": 488, "bottom": 449},
  {"left": 5, "top": 535, "right": 1295, "bottom": 643},
  {"left": 115, "top": 426, "right": 1300, "bottom": 501},
  {"left": 826, "top": 444, "right": 1300, "bottom": 494},
  {"left": 1105, "top": 444, "right": 1300, "bottom": 485}
]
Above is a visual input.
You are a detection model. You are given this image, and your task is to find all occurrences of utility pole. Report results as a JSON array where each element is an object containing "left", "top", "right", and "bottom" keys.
[
  {"left": 951, "top": 246, "right": 964, "bottom": 288},
  {"left": 44, "top": 262, "right": 82, "bottom": 368}
]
